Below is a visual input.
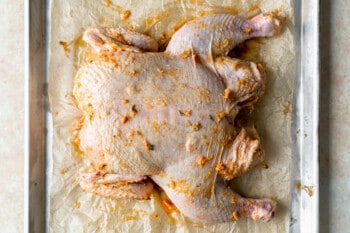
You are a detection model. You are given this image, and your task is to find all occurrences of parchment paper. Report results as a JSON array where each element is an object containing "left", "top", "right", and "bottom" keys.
[{"left": 48, "top": 0, "right": 295, "bottom": 232}]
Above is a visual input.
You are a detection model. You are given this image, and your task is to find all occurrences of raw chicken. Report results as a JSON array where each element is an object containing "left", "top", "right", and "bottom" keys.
[{"left": 73, "top": 13, "right": 282, "bottom": 224}]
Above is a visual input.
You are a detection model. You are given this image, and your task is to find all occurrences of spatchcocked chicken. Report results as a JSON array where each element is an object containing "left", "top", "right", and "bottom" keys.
[{"left": 73, "top": 13, "right": 282, "bottom": 224}]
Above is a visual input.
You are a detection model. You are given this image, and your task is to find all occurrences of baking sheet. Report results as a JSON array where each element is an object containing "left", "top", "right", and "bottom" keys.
[
  {"left": 30, "top": 1, "right": 317, "bottom": 232},
  {"left": 25, "top": 0, "right": 47, "bottom": 232},
  {"left": 43, "top": 0, "right": 311, "bottom": 232},
  {"left": 289, "top": 0, "right": 319, "bottom": 232}
]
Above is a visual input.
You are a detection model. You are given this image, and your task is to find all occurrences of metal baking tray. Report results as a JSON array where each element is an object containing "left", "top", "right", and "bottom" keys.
[
  {"left": 290, "top": 0, "right": 319, "bottom": 232},
  {"left": 25, "top": 0, "right": 49, "bottom": 232},
  {"left": 24, "top": 0, "right": 319, "bottom": 232}
]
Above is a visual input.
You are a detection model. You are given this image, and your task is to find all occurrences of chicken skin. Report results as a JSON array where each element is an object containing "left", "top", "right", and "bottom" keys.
[{"left": 73, "top": 13, "right": 282, "bottom": 224}]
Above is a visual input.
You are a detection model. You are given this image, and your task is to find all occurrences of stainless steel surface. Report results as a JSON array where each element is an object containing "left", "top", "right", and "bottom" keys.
[
  {"left": 25, "top": 0, "right": 48, "bottom": 232},
  {"left": 25, "top": 0, "right": 320, "bottom": 232},
  {"left": 290, "top": 0, "right": 319, "bottom": 232}
]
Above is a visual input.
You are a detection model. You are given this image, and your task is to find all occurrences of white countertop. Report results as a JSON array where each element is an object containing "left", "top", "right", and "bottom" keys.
[
  {"left": 0, "top": 0, "right": 24, "bottom": 232},
  {"left": 319, "top": 0, "right": 350, "bottom": 232},
  {"left": 0, "top": 0, "right": 348, "bottom": 232}
]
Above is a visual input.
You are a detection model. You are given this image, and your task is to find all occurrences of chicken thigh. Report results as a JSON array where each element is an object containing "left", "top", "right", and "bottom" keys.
[{"left": 73, "top": 13, "right": 282, "bottom": 224}]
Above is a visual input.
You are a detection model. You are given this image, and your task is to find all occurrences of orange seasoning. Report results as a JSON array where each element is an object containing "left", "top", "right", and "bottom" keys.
[
  {"left": 59, "top": 40, "right": 74, "bottom": 55},
  {"left": 121, "top": 10, "right": 131, "bottom": 21},
  {"left": 232, "top": 211, "right": 239, "bottom": 220}
]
